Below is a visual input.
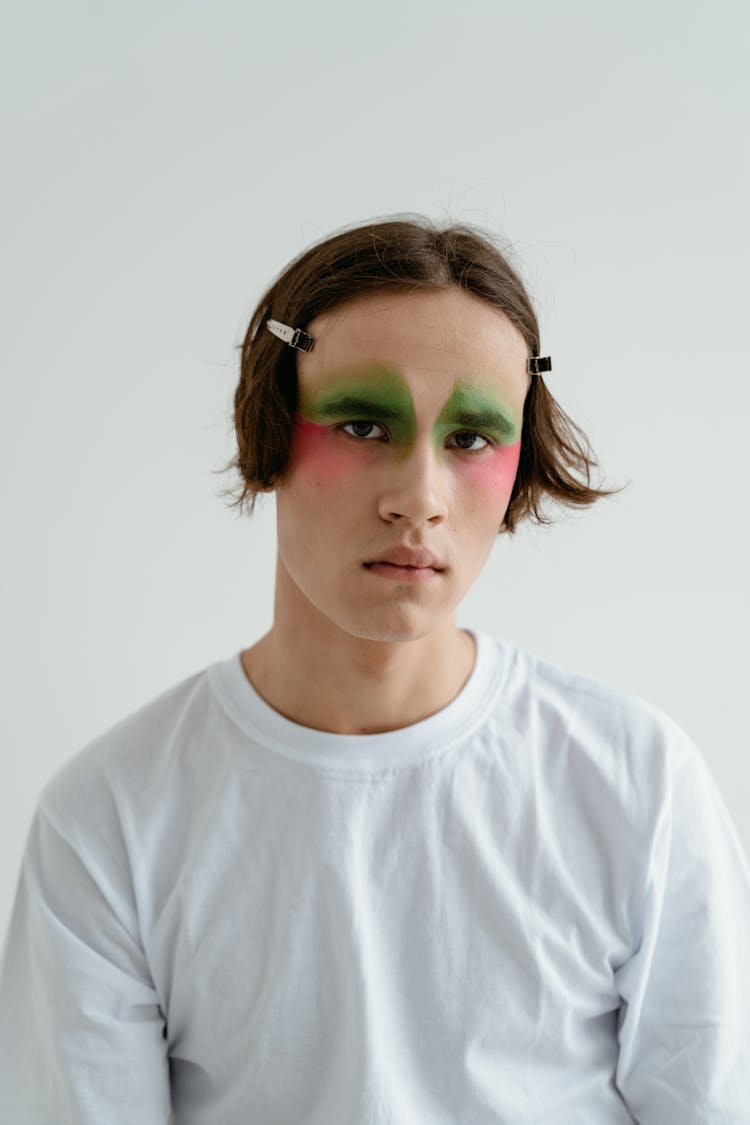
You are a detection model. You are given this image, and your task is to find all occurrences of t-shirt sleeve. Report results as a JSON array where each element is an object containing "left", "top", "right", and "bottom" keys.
[
  {"left": 0, "top": 800, "right": 172, "bottom": 1124},
  {"left": 613, "top": 726, "right": 750, "bottom": 1121}
]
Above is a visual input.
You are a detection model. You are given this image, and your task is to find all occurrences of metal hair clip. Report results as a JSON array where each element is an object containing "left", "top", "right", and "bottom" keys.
[
  {"left": 265, "top": 316, "right": 548, "bottom": 372},
  {"left": 527, "top": 355, "right": 552, "bottom": 375},
  {"left": 266, "top": 318, "right": 315, "bottom": 352}
]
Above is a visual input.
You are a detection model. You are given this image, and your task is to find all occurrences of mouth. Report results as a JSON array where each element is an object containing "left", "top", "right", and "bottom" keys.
[
  {"left": 363, "top": 562, "right": 443, "bottom": 581},
  {"left": 364, "top": 562, "right": 440, "bottom": 569}
]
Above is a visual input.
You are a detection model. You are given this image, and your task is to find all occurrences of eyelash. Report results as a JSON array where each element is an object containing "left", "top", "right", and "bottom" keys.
[{"left": 334, "top": 421, "right": 496, "bottom": 454}]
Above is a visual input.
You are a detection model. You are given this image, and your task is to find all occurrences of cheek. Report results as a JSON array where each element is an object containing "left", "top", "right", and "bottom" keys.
[
  {"left": 461, "top": 440, "right": 522, "bottom": 496},
  {"left": 289, "top": 418, "right": 377, "bottom": 483},
  {"left": 290, "top": 420, "right": 522, "bottom": 498}
]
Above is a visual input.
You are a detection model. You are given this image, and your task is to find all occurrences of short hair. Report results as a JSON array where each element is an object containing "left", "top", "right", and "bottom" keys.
[{"left": 215, "top": 213, "right": 627, "bottom": 534}]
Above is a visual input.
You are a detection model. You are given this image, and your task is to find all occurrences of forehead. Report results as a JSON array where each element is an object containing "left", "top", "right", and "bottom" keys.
[{"left": 297, "top": 287, "right": 531, "bottom": 402}]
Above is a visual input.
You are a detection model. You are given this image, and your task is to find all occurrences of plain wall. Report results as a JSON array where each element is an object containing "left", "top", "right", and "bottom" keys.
[{"left": 2, "top": 0, "right": 749, "bottom": 939}]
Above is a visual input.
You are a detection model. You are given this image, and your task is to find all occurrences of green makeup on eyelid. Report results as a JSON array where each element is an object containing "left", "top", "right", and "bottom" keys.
[{"left": 297, "top": 365, "right": 520, "bottom": 449}]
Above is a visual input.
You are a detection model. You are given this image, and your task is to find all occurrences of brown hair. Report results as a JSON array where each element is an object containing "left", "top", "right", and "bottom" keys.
[{"left": 216, "top": 213, "right": 627, "bottom": 534}]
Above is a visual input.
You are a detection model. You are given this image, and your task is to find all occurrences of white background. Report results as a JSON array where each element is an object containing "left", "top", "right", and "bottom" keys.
[{"left": 2, "top": 0, "right": 749, "bottom": 938}]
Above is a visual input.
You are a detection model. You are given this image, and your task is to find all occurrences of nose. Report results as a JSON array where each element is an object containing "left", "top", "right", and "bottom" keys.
[{"left": 375, "top": 439, "right": 451, "bottom": 526}]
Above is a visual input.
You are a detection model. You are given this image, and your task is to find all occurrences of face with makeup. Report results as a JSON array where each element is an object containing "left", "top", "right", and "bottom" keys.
[{"left": 268, "top": 285, "right": 532, "bottom": 651}]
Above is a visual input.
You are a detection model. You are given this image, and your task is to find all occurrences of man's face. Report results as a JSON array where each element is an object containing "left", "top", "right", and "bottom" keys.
[{"left": 271, "top": 286, "right": 532, "bottom": 645}]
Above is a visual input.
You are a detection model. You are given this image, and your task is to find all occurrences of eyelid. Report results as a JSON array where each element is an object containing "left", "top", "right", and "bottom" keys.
[{"left": 335, "top": 420, "right": 496, "bottom": 451}]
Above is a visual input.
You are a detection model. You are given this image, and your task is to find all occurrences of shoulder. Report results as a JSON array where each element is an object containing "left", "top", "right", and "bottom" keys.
[
  {"left": 37, "top": 660, "right": 218, "bottom": 842},
  {"left": 490, "top": 632, "right": 700, "bottom": 794}
]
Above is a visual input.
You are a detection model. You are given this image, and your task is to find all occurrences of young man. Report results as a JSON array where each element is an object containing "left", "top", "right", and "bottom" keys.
[{"left": 2, "top": 217, "right": 749, "bottom": 1123}]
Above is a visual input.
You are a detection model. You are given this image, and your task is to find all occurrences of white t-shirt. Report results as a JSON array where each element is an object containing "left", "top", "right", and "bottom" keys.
[{"left": 2, "top": 629, "right": 749, "bottom": 1123}]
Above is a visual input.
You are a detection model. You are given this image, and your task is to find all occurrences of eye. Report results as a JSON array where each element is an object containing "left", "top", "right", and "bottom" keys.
[
  {"left": 335, "top": 422, "right": 494, "bottom": 454},
  {"left": 448, "top": 431, "right": 493, "bottom": 453},
  {"left": 336, "top": 421, "right": 386, "bottom": 441}
]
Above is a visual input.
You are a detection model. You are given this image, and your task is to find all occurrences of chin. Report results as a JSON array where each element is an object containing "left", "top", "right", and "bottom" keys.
[{"left": 343, "top": 611, "right": 447, "bottom": 645}]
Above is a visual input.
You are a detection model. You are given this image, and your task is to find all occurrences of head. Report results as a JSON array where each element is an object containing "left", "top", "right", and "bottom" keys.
[{"left": 217, "top": 214, "right": 625, "bottom": 645}]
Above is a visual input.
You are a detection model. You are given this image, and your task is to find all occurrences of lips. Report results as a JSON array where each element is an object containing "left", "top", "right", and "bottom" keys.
[
  {"left": 374, "top": 562, "right": 435, "bottom": 571},
  {"left": 365, "top": 546, "right": 444, "bottom": 570}
]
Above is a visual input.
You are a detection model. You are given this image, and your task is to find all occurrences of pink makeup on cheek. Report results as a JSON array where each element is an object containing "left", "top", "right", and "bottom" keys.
[
  {"left": 461, "top": 439, "right": 522, "bottom": 493},
  {"left": 290, "top": 417, "right": 375, "bottom": 481}
]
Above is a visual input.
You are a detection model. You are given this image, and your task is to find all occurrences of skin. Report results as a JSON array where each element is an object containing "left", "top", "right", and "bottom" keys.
[{"left": 241, "top": 286, "right": 532, "bottom": 735}]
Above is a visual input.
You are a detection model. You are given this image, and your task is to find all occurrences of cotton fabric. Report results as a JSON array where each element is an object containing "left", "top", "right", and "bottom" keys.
[{"left": 2, "top": 628, "right": 749, "bottom": 1123}]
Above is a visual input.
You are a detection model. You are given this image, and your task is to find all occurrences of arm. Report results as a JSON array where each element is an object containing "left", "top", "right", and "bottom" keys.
[
  {"left": 613, "top": 728, "right": 750, "bottom": 1121},
  {"left": 0, "top": 803, "right": 172, "bottom": 1123}
]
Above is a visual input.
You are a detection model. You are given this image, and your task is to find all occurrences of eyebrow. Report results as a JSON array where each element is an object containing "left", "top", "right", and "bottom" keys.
[
  {"left": 310, "top": 394, "right": 404, "bottom": 422},
  {"left": 449, "top": 406, "right": 516, "bottom": 437},
  {"left": 308, "top": 392, "right": 516, "bottom": 437}
]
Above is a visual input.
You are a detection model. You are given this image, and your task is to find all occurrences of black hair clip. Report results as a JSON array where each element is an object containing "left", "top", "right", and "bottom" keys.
[
  {"left": 266, "top": 317, "right": 549, "bottom": 374},
  {"left": 266, "top": 318, "right": 315, "bottom": 352}
]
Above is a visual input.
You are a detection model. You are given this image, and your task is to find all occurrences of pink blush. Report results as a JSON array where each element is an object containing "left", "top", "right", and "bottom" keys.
[
  {"left": 290, "top": 418, "right": 373, "bottom": 481},
  {"left": 462, "top": 440, "right": 522, "bottom": 492}
]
